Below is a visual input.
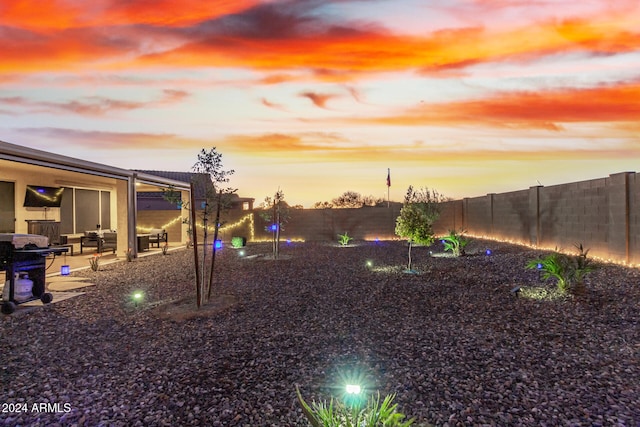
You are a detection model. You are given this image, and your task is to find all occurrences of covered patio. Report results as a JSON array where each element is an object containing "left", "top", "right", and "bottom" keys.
[{"left": 0, "top": 140, "right": 191, "bottom": 259}]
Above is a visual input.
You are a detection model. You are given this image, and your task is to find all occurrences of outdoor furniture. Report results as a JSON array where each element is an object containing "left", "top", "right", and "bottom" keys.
[
  {"left": 148, "top": 229, "right": 168, "bottom": 248},
  {"left": 137, "top": 234, "right": 150, "bottom": 252},
  {"left": 80, "top": 231, "right": 117, "bottom": 254}
]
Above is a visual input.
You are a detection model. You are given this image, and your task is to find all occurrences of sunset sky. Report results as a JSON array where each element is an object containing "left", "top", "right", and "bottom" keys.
[{"left": 1, "top": 0, "right": 639, "bottom": 207}]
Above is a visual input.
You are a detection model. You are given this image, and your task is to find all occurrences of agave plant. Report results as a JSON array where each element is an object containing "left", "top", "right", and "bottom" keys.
[
  {"left": 338, "top": 232, "right": 353, "bottom": 246},
  {"left": 441, "top": 229, "right": 469, "bottom": 257},
  {"left": 296, "top": 387, "right": 414, "bottom": 427}
]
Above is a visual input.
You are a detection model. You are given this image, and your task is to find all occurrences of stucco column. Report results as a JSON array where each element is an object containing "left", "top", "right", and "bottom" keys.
[{"left": 115, "top": 179, "right": 129, "bottom": 258}]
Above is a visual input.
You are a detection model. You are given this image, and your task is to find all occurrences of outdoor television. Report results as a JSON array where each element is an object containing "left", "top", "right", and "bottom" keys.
[{"left": 23, "top": 185, "right": 64, "bottom": 208}]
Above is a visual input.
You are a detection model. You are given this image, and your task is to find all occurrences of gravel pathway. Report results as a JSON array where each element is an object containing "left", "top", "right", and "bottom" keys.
[{"left": 1, "top": 239, "right": 639, "bottom": 426}]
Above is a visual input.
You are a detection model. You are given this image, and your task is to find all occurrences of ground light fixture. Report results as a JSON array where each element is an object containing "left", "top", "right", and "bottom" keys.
[
  {"left": 536, "top": 262, "right": 543, "bottom": 281},
  {"left": 214, "top": 240, "right": 223, "bottom": 250},
  {"left": 270, "top": 224, "right": 278, "bottom": 231},
  {"left": 366, "top": 260, "right": 374, "bottom": 268},
  {"left": 345, "top": 384, "right": 361, "bottom": 394},
  {"left": 60, "top": 265, "right": 70, "bottom": 276},
  {"left": 343, "top": 383, "right": 364, "bottom": 409},
  {"left": 132, "top": 291, "right": 144, "bottom": 307},
  {"left": 238, "top": 250, "right": 245, "bottom": 257},
  {"left": 485, "top": 249, "right": 492, "bottom": 255}
]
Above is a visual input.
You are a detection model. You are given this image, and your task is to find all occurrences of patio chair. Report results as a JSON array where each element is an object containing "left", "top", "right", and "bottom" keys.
[{"left": 80, "top": 231, "right": 117, "bottom": 254}]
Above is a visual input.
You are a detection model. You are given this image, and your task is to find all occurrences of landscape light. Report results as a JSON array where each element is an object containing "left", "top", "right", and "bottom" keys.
[
  {"left": 270, "top": 224, "right": 278, "bottom": 231},
  {"left": 132, "top": 291, "right": 144, "bottom": 307},
  {"left": 485, "top": 249, "right": 492, "bottom": 255},
  {"left": 366, "top": 260, "right": 373, "bottom": 267},
  {"left": 286, "top": 239, "right": 291, "bottom": 244},
  {"left": 60, "top": 265, "right": 70, "bottom": 276},
  {"left": 214, "top": 240, "right": 223, "bottom": 250},
  {"left": 238, "top": 250, "right": 245, "bottom": 257},
  {"left": 536, "top": 262, "right": 543, "bottom": 280},
  {"left": 345, "top": 384, "right": 361, "bottom": 394}
]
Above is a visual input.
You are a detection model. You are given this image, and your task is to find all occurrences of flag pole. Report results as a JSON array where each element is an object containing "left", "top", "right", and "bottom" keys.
[{"left": 386, "top": 168, "right": 390, "bottom": 208}]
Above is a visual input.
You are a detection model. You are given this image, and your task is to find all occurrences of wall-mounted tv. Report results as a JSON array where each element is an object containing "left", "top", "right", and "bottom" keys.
[{"left": 23, "top": 185, "right": 64, "bottom": 208}]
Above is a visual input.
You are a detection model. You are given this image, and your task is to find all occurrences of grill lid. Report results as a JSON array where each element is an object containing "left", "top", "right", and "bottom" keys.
[{"left": 0, "top": 234, "right": 49, "bottom": 249}]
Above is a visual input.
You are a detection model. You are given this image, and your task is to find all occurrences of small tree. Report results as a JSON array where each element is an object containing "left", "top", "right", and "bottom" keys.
[
  {"left": 191, "top": 147, "right": 236, "bottom": 306},
  {"left": 395, "top": 186, "right": 443, "bottom": 271},
  {"left": 260, "top": 188, "right": 290, "bottom": 259}
]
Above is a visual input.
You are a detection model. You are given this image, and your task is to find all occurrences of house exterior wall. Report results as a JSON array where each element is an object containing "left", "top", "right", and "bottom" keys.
[{"left": 0, "top": 161, "right": 119, "bottom": 234}]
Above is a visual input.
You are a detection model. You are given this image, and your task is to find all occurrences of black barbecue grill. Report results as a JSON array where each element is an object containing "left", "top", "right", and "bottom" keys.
[{"left": 0, "top": 234, "right": 68, "bottom": 314}]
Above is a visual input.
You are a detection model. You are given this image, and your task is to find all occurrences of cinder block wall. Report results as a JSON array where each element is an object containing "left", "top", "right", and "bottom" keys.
[
  {"left": 629, "top": 174, "right": 640, "bottom": 265},
  {"left": 141, "top": 171, "right": 640, "bottom": 264},
  {"left": 447, "top": 172, "right": 637, "bottom": 264},
  {"left": 247, "top": 206, "right": 403, "bottom": 242}
]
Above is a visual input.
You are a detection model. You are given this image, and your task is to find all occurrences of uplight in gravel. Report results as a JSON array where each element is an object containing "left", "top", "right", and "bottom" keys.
[
  {"left": 366, "top": 260, "right": 374, "bottom": 268},
  {"left": 345, "top": 384, "right": 361, "bottom": 394},
  {"left": 132, "top": 291, "right": 144, "bottom": 307}
]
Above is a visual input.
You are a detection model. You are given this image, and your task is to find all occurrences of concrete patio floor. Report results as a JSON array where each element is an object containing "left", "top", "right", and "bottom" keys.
[{"left": 44, "top": 243, "right": 184, "bottom": 277}]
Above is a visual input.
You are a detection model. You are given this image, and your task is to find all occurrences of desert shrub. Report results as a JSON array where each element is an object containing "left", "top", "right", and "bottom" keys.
[
  {"left": 441, "top": 229, "right": 468, "bottom": 257},
  {"left": 338, "top": 232, "right": 353, "bottom": 246},
  {"left": 526, "top": 244, "right": 597, "bottom": 293},
  {"left": 231, "top": 237, "right": 246, "bottom": 248},
  {"left": 296, "top": 387, "right": 414, "bottom": 427}
]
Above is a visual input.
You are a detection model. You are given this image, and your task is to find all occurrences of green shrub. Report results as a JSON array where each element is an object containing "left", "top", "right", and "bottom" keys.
[
  {"left": 338, "top": 232, "right": 353, "bottom": 246},
  {"left": 296, "top": 387, "right": 414, "bottom": 427},
  {"left": 231, "top": 236, "right": 246, "bottom": 248},
  {"left": 526, "top": 244, "right": 597, "bottom": 293},
  {"left": 441, "top": 229, "right": 468, "bottom": 257}
]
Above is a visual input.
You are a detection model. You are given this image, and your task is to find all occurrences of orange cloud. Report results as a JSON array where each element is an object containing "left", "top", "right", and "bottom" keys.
[
  {"left": 0, "top": 90, "right": 190, "bottom": 116},
  {"left": 215, "top": 130, "right": 640, "bottom": 164},
  {"left": 14, "top": 127, "right": 639, "bottom": 168},
  {"left": 260, "top": 98, "right": 287, "bottom": 111},
  {"left": 3, "top": 1, "right": 638, "bottom": 79},
  {"left": 17, "top": 127, "right": 206, "bottom": 150},
  {"left": 1, "top": 0, "right": 260, "bottom": 29},
  {"left": 299, "top": 91, "right": 339, "bottom": 109},
  {"left": 353, "top": 81, "right": 640, "bottom": 129}
]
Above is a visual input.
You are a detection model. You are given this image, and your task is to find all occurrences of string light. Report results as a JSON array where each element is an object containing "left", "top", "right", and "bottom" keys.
[
  {"left": 138, "top": 215, "right": 184, "bottom": 232},
  {"left": 464, "top": 233, "right": 639, "bottom": 268}
]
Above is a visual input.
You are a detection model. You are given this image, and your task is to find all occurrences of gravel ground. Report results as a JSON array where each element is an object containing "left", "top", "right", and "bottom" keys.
[{"left": 1, "top": 239, "right": 639, "bottom": 426}]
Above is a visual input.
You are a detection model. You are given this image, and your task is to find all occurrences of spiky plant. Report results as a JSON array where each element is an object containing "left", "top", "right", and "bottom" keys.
[
  {"left": 296, "top": 387, "right": 414, "bottom": 427},
  {"left": 441, "top": 230, "right": 469, "bottom": 257}
]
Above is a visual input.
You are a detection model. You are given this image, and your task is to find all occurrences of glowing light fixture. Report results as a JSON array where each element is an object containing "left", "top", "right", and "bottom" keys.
[
  {"left": 485, "top": 249, "right": 492, "bottom": 255},
  {"left": 345, "top": 384, "right": 361, "bottom": 394},
  {"left": 366, "top": 260, "right": 373, "bottom": 267},
  {"left": 270, "top": 224, "right": 278, "bottom": 231},
  {"left": 132, "top": 291, "right": 144, "bottom": 307},
  {"left": 61, "top": 265, "right": 70, "bottom": 276},
  {"left": 214, "top": 240, "right": 223, "bottom": 250},
  {"left": 238, "top": 250, "right": 245, "bottom": 257}
]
